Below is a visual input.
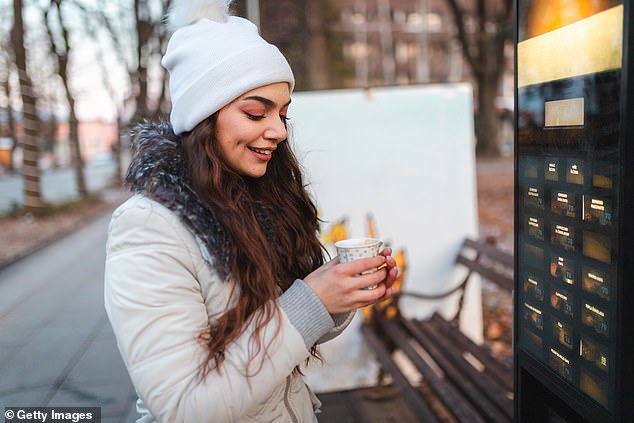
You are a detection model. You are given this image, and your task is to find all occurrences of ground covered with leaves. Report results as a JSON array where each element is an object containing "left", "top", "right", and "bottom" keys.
[{"left": 476, "top": 156, "right": 514, "bottom": 362}]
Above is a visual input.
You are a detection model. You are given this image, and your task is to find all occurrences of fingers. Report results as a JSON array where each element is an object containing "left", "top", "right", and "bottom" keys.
[
  {"left": 351, "top": 282, "right": 388, "bottom": 306},
  {"left": 356, "top": 265, "right": 398, "bottom": 305},
  {"left": 307, "top": 251, "right": 399, "bottom": 313},
  {"left": 351, "top": 267, "right": 388, "bottom": 290},
  {"left": 340, "top": 255, "right": 386, "bottom": 275},
  {"left": 374, "top": 286, "right": 394, "bottom": 303},
  {"left": 385, "top": 266, "right": 399, "bottom": 289},
  {"left": 377, "top": 251, "right": 396, "bottom": 270},
  {"left": 383, "top": 286, "right": 394, "bottom": 300},
  {"left": 354, "top": 272, "right": 397, "bottom": 307}
]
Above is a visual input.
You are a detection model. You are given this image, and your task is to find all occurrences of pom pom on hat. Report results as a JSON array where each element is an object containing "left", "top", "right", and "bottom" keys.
[
  {"left": 166, "top": 0, "right": 231, "bottom": 31},
  {"left": 162, "top": 0, "right": 295, "bottom": 135}
]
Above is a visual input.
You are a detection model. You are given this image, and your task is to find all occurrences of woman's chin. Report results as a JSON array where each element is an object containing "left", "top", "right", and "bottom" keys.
[{"left": 242, "top": 165, "right": 268, "bottom": 178}]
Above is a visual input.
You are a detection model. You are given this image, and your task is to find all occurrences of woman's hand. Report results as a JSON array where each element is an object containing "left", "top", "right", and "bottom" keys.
[
  {"left": 304, "top": 247, "right": 399, "bottom": 314},
  {"left": 379, "top": 247, "right": 399, "bottom": 294}
]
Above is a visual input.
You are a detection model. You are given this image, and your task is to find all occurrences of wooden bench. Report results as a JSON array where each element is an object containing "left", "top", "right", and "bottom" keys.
[{"left": 361, "top": 238, "right": 514, "bottom": 423}]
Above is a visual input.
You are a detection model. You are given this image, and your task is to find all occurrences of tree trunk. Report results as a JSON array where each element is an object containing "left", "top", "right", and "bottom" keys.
[
  {"left": 67, "top": 100, "right": 87, "bottom": 196},
  {"left": 150, "top": 4, "right": 171, "bottom": 120},
  {"left": 133, "top": 0, "right": 151, "bottom": 122},
  {"left": 475, "top": 31, "right": 507, "bottom": 157},
  {"left": 475, "top": 73, "right": 500, "bottom": 156},
  {"left": 444, "top": 0, "right": 512, "bottom": 158},
  {"left": 7, "top": 102, "right": 17, "bottom": 172},
  {"left": 58, "top": 58, "right": 87, "bottom": 196},
  {"left": 47, "top": 113, "right": 59, "bottom": 168},
  {"left": 12, "top": 0, "right": 42, "bottom": 210}
]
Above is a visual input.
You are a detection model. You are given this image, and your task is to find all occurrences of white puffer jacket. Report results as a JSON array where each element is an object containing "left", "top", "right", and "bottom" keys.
[{"left": 105, "top": 195, "right": 353, "bottom": 422}]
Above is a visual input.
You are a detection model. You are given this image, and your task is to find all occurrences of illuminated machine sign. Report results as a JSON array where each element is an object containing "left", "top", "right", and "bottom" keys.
[{"left": 515, "top": 1, "right": 634, "bottom": 421}]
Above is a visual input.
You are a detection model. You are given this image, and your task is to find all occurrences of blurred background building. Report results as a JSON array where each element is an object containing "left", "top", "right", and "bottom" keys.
[
  {"left": 234, "top": 0, "right": 474, "bottom": 89},
  {"left": 233, "top": 0, "right": 514, "bottom": 154},
  {"left": 335, "top": 0, "right": 466, "bottom": 86},
  {"left": 1, "top": 0, "right": 513, "bottom": 210}
]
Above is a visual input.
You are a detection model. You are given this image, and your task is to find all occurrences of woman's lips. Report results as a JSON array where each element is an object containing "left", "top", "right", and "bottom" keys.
[{"left": 247, "top": 146, "right": 273, "bottom": 161}]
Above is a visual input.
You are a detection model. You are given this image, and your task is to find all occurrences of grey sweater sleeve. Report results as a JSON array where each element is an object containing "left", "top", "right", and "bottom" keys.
[
  {"left": 316, "top": 311, "right": 355, "bottom": 344},
  {"left": 278, "top": 279, "right": 334, "bottom": 348}
]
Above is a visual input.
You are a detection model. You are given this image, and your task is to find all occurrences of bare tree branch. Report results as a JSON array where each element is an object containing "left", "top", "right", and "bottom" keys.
[
  {"left": 69, "top": 0, "right": 130, "bottom": 71},
  {"left": 44, "top": 0, "right": 87, "bottom": 197},
  {"left": 150, "top": 0, "right": 173, "bottom": 119},
  {"left": 443, "top": 0, "right": 514, "bottom": 156},
  {"left": 71, "top": 0, "right": 133, "bottom": 183},
  {"left": 69, "top": 0, "right": 168, "bottom": 125}
]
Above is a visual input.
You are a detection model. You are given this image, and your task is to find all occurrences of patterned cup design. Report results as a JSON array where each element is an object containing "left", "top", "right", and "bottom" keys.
[{"left": 335, "top": 238, "right": 383, "bottom": 289}]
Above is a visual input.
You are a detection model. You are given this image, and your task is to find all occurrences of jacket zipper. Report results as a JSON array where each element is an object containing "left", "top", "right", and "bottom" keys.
[{"left": 283, "top": 375, "right": 299, "bottom": 423}]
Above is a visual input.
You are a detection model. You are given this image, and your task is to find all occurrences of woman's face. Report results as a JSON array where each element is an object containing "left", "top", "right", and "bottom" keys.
[{"left": 214, "top": 82, "right": 291, "bottom": 178}]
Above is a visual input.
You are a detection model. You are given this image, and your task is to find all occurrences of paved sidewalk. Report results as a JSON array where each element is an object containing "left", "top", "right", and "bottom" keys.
[{"left": 0, "top": 208, "right": 138, "bottom": 423}]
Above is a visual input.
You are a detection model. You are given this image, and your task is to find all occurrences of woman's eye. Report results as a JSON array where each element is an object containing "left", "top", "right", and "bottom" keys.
[
  {"left": 280, "top": 115, "right": 291, "bottom": 123},
  {"left": 245, "top": 112, "right": 265, "bottom": 120}
]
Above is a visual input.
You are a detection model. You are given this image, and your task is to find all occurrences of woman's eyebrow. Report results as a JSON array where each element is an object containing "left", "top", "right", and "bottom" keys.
[{"left": 242, "top": 96, "right": 292, "bottom": 108}]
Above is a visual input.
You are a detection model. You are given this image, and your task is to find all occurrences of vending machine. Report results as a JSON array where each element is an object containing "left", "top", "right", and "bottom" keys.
[{"left": 515, "top": 1, "right": 634, "bottom": 422}]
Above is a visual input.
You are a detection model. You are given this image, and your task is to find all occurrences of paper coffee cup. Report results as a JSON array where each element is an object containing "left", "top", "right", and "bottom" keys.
[{"left": 334, "top": 237, "right": 383, "bottom": 289}]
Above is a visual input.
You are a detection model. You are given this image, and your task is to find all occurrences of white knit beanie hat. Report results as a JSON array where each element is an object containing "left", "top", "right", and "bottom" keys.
[{"left": 161, "top": 0, "right": 296, "bottom": 135}]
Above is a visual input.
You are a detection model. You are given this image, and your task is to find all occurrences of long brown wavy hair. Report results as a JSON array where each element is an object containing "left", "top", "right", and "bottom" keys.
[{"left": 181, "top": 114, "right": 325, "bottom": 378}]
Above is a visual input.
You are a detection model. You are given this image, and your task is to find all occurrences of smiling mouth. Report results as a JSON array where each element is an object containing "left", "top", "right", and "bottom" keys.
[{"left": 247, "top": 147, "right": 272, "bottom": 155}]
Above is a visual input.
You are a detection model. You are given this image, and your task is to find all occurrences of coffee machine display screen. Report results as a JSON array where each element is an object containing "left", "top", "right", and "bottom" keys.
[{"left": 516, "top": 3, "right": 622, "bottom": 413}]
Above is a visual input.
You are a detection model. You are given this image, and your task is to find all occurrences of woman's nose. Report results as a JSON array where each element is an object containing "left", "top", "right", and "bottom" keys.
[{"left": 264, "top": 117, "right": 288, "bottom": 142}]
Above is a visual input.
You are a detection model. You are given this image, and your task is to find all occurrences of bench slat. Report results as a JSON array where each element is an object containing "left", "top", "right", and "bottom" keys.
[
  {"left": 373, "top": 313, "right": 488, "bottom": 423},
  {"left": 361, "top": 324, "right": 443, "bottom": 423},
  {"left": 399, "top": 316, "right": 512, "bottom": 423},
  {"left": 429, "top": 313, "right": 513, "bottom": 391},
  {"left": 362, "top": 237, "right": 514, "bottom": 422},
  {"left": 412, "top": 319, "right": 514, "bottom": 421},
  {"left": 463, "top": 238, "right": 514, "bottom": 268},
  {"left": 456, "top": 255, "right": 514, "bottom": 292}
]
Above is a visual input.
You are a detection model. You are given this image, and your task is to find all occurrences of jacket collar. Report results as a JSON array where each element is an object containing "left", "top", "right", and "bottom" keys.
[{"left": 125, "top": 121, "right": 232, "bottom": 278}]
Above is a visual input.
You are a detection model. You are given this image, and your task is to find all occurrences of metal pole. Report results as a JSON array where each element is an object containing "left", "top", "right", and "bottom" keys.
[{"left": 246, "top": 0, "right": 260, "bottom": 30}]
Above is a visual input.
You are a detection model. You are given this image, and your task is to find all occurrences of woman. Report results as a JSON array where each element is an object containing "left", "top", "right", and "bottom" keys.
[{"left": 104, "top": 1, "right": 398, "bottom": 422}]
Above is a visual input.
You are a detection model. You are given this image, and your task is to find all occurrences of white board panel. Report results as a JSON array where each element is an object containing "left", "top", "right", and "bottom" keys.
[{"left": 289, "top": 84, "right": 481, "bottom": 392}]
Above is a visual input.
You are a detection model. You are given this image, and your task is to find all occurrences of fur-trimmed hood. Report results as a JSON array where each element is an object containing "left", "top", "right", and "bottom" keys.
[{"left": 125, "top": 121, "right": 234, "bottom": 278}]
